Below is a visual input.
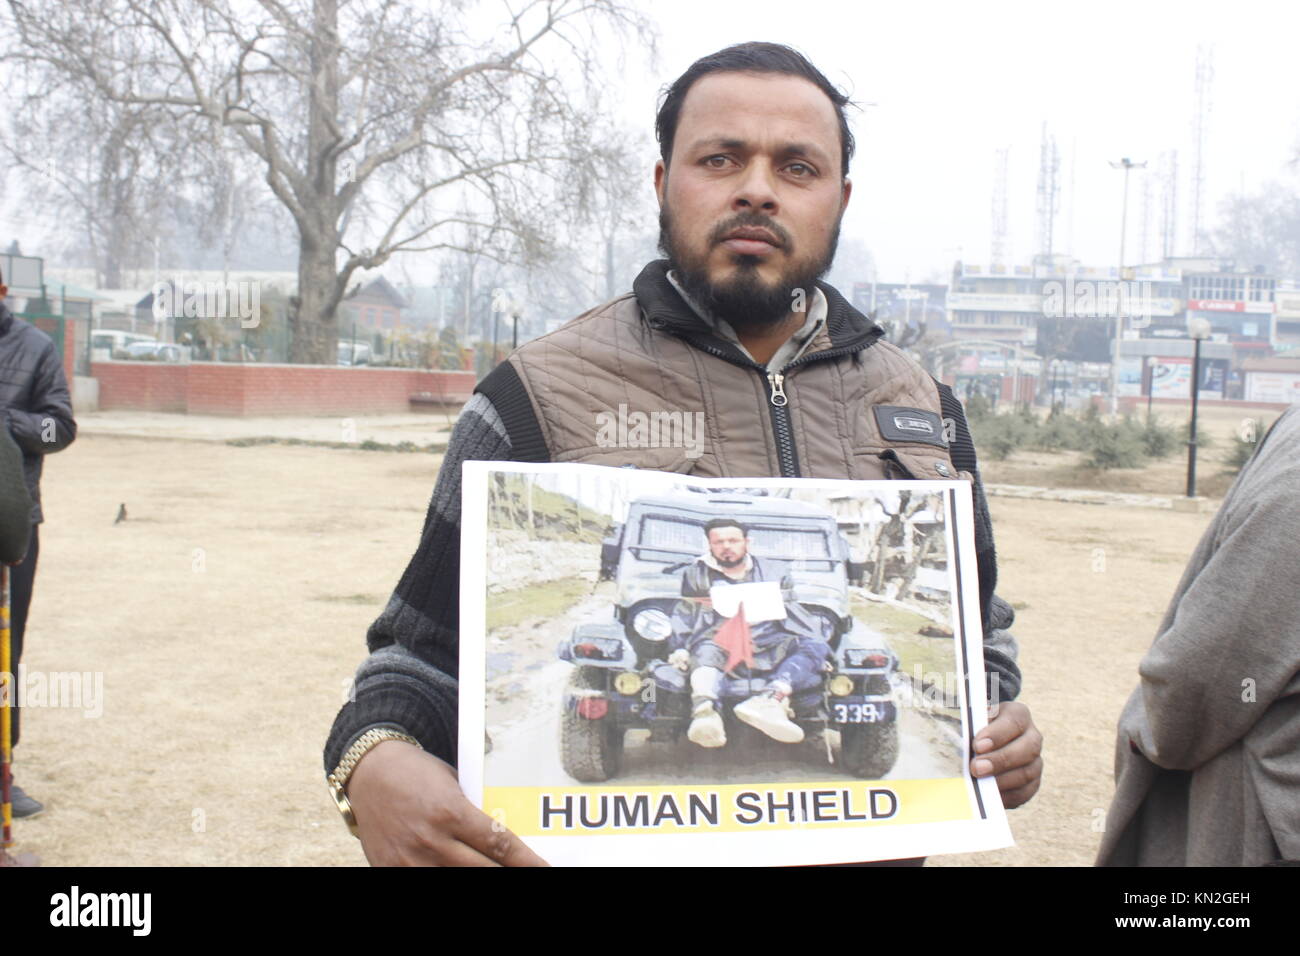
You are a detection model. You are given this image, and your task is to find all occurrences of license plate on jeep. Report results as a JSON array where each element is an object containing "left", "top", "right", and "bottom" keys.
[{"left": 833, "top": 702, "right": 880, "bottom": 723}]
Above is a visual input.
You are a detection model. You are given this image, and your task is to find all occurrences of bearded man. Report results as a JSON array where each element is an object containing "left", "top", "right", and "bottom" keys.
[{"left": 323, "top": 41, "right": 1041, "bottom": 866}]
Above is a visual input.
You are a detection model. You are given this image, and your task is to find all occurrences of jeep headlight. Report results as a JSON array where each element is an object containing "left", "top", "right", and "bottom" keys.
[
  {"left": 632, "top": 607, "right": 671, "bottom": 642},
  {"left": 613, "top": 672, "right": 644, "bottom": 696},
  {"left": 828, "top": 675, "right": 855, "bottom": 697}
]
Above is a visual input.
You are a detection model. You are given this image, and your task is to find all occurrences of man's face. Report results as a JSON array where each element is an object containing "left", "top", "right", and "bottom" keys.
[
  {"left": 707, "top": 526, "right": 749, "bottom": 567},
  {"left": 655, "top": 71, "right": 851, "bottom": 330}
]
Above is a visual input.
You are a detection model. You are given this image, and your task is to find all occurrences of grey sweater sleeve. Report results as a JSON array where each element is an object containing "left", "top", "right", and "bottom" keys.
[{"left": 323, "top": 393, "right": 511, "bottom": 773}]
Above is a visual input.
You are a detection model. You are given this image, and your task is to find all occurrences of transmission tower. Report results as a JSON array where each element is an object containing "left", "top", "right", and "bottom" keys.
[
  {"left": 1139, "top": 172, "right": 1153, "bottom": 265},
  {"left": 1190, "top": 46, "right": 1214, "bottom": 256},
  {"left": 1035, "top": 122, "right": 1061, "bottom": 258},
  {"left": 1160, "top": 150, "right": 1179, "bottom": 259},
  {"left": 991, "top": 147, "right": 1009, "bottom": 264},
  {"left": 1065, "top": 137, "right": 1077, "bottom": 257}
]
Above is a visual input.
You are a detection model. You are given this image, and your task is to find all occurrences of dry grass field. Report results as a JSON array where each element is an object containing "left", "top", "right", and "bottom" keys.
[{"left": 9, "top": 424, "right": 1224, "bottom": 866}]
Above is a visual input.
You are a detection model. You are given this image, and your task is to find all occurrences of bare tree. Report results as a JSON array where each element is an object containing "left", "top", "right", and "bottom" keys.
[
  {"left": 7, "top": 0, "right": 651, "bottom": 361},
  {"left": 1210, "top": 182, "right": 1300, "bottom": 277},
  {"left": 0, "top": 62, "right": 193, "bottom": 288}
]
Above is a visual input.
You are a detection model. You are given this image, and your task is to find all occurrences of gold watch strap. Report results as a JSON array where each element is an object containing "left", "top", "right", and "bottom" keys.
[{"left": 327, "top": 727, "right": 421, "bottom": 838}]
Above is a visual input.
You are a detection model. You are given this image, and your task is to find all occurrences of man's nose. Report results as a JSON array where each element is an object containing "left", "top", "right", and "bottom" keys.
[{"left": 732, "top": 161, "right": 779, "bottom": 215}]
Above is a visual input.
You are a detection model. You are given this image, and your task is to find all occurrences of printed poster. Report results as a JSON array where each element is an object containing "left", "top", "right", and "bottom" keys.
[{"left": 458, "top": 462, "right": 1012, "bottom": 866}]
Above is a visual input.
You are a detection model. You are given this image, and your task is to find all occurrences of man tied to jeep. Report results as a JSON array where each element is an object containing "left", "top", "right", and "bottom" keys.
[
  {"left": 325, "top": 41, "right": 1043, "bottom": 867},
  {"left": 667, "top": 518, "right": 831, "bottom": 748}
]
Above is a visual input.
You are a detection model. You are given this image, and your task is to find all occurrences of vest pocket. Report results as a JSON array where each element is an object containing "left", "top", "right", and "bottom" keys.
[
  {"left": 851, "top": 445, "right": 966, "bottom": 482},
  {"left": 879, "top": 449, "right": 917, "bottom": 480}
]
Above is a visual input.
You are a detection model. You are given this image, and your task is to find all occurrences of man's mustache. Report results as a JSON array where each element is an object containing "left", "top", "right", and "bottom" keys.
[{"left": 708, "top": 212, "right": 791, "bottom": 249}]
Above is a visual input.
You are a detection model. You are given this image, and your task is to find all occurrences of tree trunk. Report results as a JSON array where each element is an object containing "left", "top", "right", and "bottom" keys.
[
  {"left": 289, "top": 0, "right": 342, "bottom": 365},
  {"left": 292, "top": 242, "right": 340, "bottom": 364}
]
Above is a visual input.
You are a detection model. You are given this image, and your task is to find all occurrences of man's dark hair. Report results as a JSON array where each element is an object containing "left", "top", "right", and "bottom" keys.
[
  {"left": 704, "top": 517, "right": 747, "bottom": 538},
  {"left": 655, "top": 42, "right": 855, "bottom": 178}
]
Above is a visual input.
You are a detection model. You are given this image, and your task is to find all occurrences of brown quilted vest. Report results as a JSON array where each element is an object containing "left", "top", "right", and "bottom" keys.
[{"left": 482, "top": 260, "right": 966, "bottom": 485}]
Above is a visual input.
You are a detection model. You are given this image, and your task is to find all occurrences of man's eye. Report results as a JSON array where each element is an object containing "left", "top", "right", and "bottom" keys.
[
  {"left": 704, "top": 155, "right": 732, "bottom": 168},
  {"left": 786, "top": 162, "right": 814, "bottom": 177}
]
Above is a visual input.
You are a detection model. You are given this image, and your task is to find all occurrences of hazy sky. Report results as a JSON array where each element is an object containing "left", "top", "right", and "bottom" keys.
[
  {"left": 8, "top": 0, "right": 1300, "bottom": 291},
  {"left": 617, "top": 0, "right": 1300, "bottom": 282}
]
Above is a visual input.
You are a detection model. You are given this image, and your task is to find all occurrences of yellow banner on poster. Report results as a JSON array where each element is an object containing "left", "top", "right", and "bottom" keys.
[{"left": 485, "top": 778, "right": 973, "bottom": 837}]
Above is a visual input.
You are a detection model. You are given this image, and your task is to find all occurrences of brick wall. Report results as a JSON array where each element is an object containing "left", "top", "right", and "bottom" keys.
[
  {"left": 91, "top": 361, "right": 477, "bottom": 416},
  {"left": 30, "top": 316, "right": 77, "bottom": 387}
]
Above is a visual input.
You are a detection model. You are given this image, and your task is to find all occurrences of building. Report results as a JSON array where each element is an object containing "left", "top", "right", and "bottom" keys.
[
  {"left": 850, "top": 281, "right": 949, "bottom": 337},
  {"left": 340, "top": 276, "right": 408, "bottom": 342},
  {"left": 939, "top": 253, "right": 1294, "bottom": 405}
]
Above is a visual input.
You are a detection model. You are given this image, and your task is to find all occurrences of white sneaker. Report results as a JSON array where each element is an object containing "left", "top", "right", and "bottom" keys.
[
  {"left": 734, "top": 693, "right": 805, "bottom": 744},
  {"left": 687, "top": 701, "right": 727, "bottom": 748}
]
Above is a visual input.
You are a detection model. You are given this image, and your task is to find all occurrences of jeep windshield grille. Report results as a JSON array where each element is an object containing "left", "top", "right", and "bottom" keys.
[{"left": 630, "top": 515, "right": 837, "bottom": 569}]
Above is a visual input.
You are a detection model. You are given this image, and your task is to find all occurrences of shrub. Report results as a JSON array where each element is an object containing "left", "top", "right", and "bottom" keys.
[
  {"left": 1034, "top": 408, "right": 1088, "bottom": 451},
  {"left": 1137, "top": 414, "right": 1179, "bottom": 459},
  {"left": 1083, "top": 422, "right": 1147, "bottom": 469},
  {"left": 972, "top": 409, "right": 1036, "bottom": 460},
  {"left": 1223, "top": 418, "right": 1264, "bottom": 473},
  {"left": 964, "top": 391, "right": 992, "bottom": 422}
]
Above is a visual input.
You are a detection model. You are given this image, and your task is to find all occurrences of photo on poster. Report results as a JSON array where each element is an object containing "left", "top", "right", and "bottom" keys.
[{"left": 458, "top": 462, "right": 1011, "bottom": 866}]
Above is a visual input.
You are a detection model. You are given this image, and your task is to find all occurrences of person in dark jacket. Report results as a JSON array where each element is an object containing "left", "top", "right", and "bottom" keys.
[
  {"left": 0, "top": 268, "right": 78, "bottom": 818},
  {"left": 668, "top": 518, "right": 831, "bottom": 747}
]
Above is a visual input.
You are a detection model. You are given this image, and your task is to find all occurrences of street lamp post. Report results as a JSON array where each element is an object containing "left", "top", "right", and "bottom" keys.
[
  {"left": 1146, "top": 355, "right": 1155, "bottom": 416},
  {"left": 1185, "top": 317, "right": 1211, "bottom": 498},
  {"left": 1108, "top": 157, "right": 1147, "bottom": 417}
]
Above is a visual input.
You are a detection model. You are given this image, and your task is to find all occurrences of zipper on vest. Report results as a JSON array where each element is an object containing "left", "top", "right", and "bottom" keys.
[
  {"left": 765, "top": 371, "right": 798, "bottom": 477},
  {"left": 766, "top": 372, "right": 788, "bottom": 406},
  {"left": 680, "top": 337, "right": 873, "bottom": 479}
]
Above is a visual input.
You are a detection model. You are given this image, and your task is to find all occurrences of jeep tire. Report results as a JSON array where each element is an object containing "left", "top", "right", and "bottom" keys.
[
  {"left": 839, "top": 720, "right": 899, "bottom": 779},
  {"left": 561, "top": 666, "right": 624, "bottom": 782}
]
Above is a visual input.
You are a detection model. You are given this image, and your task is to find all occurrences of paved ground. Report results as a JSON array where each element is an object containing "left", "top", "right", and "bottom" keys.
[{"left": 76, "top": 409, "right": 457, "bottom": 446}]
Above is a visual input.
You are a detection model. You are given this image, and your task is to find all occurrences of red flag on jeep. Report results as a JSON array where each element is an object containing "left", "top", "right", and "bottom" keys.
[{"left": 716, "top": 601, "right": 755, "bottom": 675}]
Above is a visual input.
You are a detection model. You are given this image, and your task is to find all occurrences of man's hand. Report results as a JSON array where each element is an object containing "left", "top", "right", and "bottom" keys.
[
  {"left": 345, "top": 740, "right": 548, "bottom": 867},
  {"left": 668, "top": 648, "right": 691, "bottom": 672},
  {"left": 970, "top": 701, "right": 1043, "bottom": 809}
]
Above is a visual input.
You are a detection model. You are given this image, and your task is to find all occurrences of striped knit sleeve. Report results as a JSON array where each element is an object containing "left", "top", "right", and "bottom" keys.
[
  {"left": 935, "top": 381, "right": 1022, "bottom": 703},
  {"left": 323, "top": 393, "right": 512, "bottom": 773}
]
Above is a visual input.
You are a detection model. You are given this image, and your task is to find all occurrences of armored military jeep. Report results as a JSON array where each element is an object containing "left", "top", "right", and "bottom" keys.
[{"left": 557, "top": 490, "right": 899, "bottom": 782}]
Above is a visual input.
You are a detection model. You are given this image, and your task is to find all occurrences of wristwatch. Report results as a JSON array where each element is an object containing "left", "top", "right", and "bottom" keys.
[{"left": 327, "top": 727, "right": 421, "bottom": 838}]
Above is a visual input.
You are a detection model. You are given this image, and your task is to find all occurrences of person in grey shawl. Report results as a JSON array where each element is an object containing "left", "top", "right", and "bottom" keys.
[{"left": 1097, "top": 406, "right": 1300, "bottom": 866}]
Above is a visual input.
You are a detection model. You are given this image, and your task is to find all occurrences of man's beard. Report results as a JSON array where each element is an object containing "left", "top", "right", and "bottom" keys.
[{"left": 659, "top": 201, "right": 841, "bottom": 332}]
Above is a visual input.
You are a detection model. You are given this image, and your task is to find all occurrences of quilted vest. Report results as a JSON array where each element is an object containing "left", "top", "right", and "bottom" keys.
[{"left": 478, "top": 260, "right": 972, "bottom": 486}]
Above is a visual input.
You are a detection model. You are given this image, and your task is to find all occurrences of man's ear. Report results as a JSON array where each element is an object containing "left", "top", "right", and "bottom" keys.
[
  {"left": 841, "top": 177, "right": 852, "bottom": 213},
  {"left": 654, "top": 159, "right": 666, "bottom": 208}
]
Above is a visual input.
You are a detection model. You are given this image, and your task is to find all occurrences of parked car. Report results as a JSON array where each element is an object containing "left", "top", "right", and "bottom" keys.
[
  {"left": 337, "top": 341, "right": 372, "bottom": 366},
  {"left": 123, "top": 341, "right": 188, "bottom": 362},
  {"left": 91, "top": 331, "right": 158, "bottom": 360},
  {"left": 557, "top": 491, "right": 900, "bottom": 782}
]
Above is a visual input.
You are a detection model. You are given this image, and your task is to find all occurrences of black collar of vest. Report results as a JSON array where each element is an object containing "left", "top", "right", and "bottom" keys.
[
  {"left": 632, "top": 258, "right": 885, "bottom": 356},
  {"left": 0, "top": 302, "right": 13, "bottom": 337}
]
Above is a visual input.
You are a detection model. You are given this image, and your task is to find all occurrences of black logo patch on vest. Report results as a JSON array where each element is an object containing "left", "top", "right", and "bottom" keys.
[{"left": 873, "top": 405, "right": 948, "bottom": 449}]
